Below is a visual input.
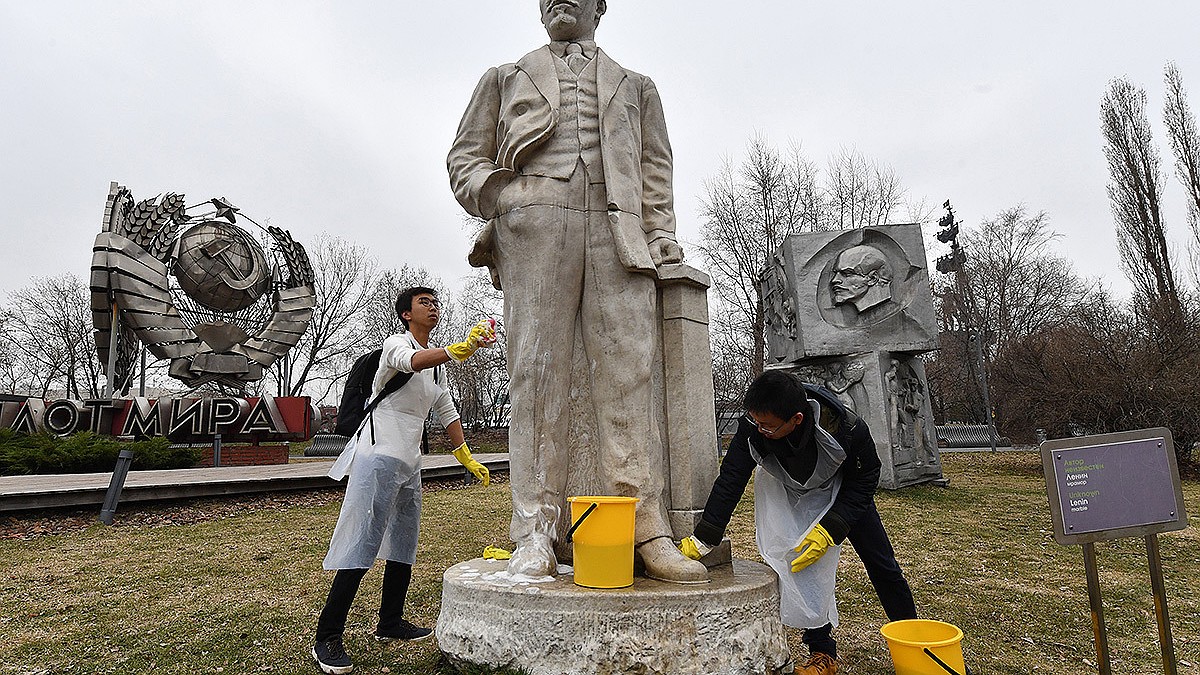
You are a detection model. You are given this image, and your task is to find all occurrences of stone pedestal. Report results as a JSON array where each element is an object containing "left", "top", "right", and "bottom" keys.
[
  {"left": 438, "top": 558, "right": 790, "bottom": 675},
  {"left": 657, "top": 264, "right": 720, "bottom": 537}
]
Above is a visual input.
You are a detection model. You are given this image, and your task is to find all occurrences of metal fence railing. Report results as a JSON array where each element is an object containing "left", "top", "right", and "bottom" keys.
[{"left": 935, "top": 424, "right": 1012, "bottom": 448}]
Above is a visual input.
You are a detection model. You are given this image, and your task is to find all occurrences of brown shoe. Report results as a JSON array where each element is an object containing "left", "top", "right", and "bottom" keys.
[{"left": 794, "top": 652, "right": 839, "bottom": 675}]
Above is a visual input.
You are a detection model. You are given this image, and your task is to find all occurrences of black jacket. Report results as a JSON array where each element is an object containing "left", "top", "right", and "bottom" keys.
[{"left": 693, "top": 392, "right": 881, "bottom": 546}]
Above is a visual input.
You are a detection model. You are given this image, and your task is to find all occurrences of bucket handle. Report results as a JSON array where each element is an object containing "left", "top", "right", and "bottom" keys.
[
  {"left": 923, "top": 647, "right": 965, "bottom": 675},
  {"left": 566, "top": 502, "right": 599, "bottom": 541}
]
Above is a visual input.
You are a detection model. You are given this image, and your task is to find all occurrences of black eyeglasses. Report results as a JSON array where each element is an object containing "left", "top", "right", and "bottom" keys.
[
  {"left": 744, "top": 413, "right": 787, "bottom": 436},
  {"left": 415, "top": 298, "right": 441, "bottom": 309}
]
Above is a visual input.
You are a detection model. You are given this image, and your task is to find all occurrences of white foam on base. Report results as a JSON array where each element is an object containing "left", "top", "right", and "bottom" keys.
[{"left": 465, "top": 568, "right": 559, "bottom": 585}]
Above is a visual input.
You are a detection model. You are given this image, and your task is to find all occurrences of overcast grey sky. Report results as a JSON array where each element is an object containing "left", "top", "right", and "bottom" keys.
[{"left": 4, "top": 2, "right": 1200, "bottom": 299}]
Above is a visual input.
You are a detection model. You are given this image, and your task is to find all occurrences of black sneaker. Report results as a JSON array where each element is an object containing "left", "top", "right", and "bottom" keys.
[
  {"left": 311, "top": 637, "right": 353, "bottom": 674},
  {"left": 375, "top": 618, "right": 433, "bottom": 643}
]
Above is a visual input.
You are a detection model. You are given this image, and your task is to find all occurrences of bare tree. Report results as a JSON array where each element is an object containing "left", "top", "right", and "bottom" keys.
[
  {"left": 0, "top": 316, "right": 18, "bottom": 394},
  {"left": 928, "top": 207, "right": 1091, "bottom": 430},
  {"left": 270, "top": 234, "right": 379, "bottom": 402},
  {"left": 359, "top": 265, "right": 444, "bottom": 349},
  {"left": 1163, "top": 62, "right": 1200, "bottom": 282},
  {"left": 708, "top": 303, "right": 754, "bottom": 429},
  {"left": 441, "top": 272, "right": 508, "bottom": 428},
  {"left": 958, "top": 207, "right": 1092, "bottom": 356},
  {"left": 824, "top": 147, "right": 905, "bottom": 230},
  {"left": 698, "top": 135, "right": 909, "bottom": 379},
  {"left": 1101, "top": 76, "right": 1183, "bottom": 324},
  {"left": 697, "top": 135, "right": 820, "bottom": 377},
  {"left": 991, "top": 289, "right": 1199, "bottom": 468},
  {"left": 1, "top": 275, "right": 100, "bottom": 399}
]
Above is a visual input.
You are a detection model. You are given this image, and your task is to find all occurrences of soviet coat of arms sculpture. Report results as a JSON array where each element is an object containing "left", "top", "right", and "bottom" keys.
[{"left": 91, "top": 182, "right": 315, "bottom": 391}]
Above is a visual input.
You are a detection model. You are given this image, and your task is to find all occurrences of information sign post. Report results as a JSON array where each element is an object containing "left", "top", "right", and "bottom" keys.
[{"left": 1041, "top": 428, "right": 1188, "bottom": 675}]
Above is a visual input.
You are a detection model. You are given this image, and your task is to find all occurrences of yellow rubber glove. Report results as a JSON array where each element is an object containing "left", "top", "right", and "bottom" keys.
[
  {"left": 791, "top": 524, "right": 835, "bottom": 573},
  {"left": 679, "top": 536, "right": 714, "bottom": 561},
  {"left": 452, "top": 442, "right": 490, "bottom": 486},
  {"left": 445, "top": 319, "right": 497, "bottom": 362},
  {"left": 483, "top": 545, "right": 512, "bottom": 560}
]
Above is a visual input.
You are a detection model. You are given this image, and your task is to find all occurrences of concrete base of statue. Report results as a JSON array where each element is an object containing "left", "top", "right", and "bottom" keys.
[{"left": 437, "top": 558, "right": 791, "bottom": 675}]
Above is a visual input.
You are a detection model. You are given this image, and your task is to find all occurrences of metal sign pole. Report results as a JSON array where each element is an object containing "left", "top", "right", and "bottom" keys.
[
  {"left": 98, "top": 449, "right": 134, "bottom": 525},
  {"left": 213, "top": 433, "right": 222, "bottom": 468},
  {"left": 1145, "top": 534, "right": 1179, "bottom": 674},
  {"left": 1082, "top": 542, "right": 1112, "bottom": 675}
]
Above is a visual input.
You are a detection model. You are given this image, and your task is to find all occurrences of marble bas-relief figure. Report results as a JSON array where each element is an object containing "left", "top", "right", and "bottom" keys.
[
  {"left": 447, "top": 0, "right": 707, "bottom": 584},
  {"left": 885, "top": 358, "right": 939, "bottom": 470},
  {"left": 831, "top": 244, "right": 893, "bottom": 313}
]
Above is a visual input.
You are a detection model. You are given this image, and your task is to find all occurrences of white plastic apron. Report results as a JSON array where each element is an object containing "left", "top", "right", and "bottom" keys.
[
  {"left": 751, "top": 400, "right": 847, "bottom": 629},
  {"left": 323, "top": 355, "right": 446, "bottom": 570}
]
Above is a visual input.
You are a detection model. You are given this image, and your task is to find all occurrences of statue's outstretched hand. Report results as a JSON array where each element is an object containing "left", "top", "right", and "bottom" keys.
[{"left": 649, "top": 237, "right": 684, "bottom": 266}]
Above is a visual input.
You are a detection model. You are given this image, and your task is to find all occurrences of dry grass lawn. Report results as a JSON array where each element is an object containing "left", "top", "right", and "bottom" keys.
[{"left": 1, "top": 452, "right": 1197, "bottom": 674}]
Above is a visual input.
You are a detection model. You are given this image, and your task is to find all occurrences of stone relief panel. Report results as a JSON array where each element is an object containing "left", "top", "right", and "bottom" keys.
[
  {"left": 791, "top": 358, "right": 866, "bottom": 415},
  {"left": 885, "top": 357, "right": 939, "bottom": 471},
  {"left": 786, "top": 351, "right": 943, "bottom": 489},
  {"left": 763, "top": 225, "right": 939, "bottom": 361},
  {"left": 759, "top": 255, "right": 798, "bottom": 364}
]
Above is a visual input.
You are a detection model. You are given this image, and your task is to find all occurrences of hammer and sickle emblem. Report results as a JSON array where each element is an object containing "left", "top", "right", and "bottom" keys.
[{"left": 202, "top": 237, "right": 263, "bottom": 291}]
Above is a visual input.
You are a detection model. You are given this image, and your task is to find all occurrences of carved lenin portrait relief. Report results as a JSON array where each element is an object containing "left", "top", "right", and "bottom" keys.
[
  {"left": 811, "top": 230, "right": 922, "bottom": 333},
  {"left": 830, "top": 245, "right": 893, "bottom": 313}
]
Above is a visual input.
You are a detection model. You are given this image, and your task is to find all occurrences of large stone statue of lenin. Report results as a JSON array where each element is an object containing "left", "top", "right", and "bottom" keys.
[{"left": 447, "top": 0, "right": 707, "bottom": 584}]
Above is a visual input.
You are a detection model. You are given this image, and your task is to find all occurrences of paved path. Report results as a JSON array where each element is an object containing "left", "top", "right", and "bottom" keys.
[{"left": 0, "top": 453, "right": 509, "bottom": 512}]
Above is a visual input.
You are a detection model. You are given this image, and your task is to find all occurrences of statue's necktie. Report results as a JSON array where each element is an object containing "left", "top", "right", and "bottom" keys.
[{"left": 565, "top": 42, "right": 587, "bottom": 75}]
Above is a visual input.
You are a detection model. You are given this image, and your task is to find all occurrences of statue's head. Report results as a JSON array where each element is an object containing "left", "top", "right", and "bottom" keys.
[
  {"left": 540, "top": 0, "right": 606, "bottom": 41},
  {"left": 831, "top": 245, "right": 893, "bottom": 312}
]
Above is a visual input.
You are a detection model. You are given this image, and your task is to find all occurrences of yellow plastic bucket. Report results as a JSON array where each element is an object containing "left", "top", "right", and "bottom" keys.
[
  {"left": 880, "top": 619, "right": 966, "bottom": 675},
  {"left": 567, "top": 496, "right": 638, "bottom": 589}
]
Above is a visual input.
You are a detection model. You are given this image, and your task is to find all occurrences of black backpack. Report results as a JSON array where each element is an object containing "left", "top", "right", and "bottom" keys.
[
  {"left": 802, "top": 382, "right": 860, "bottom": 451},
  {"left": 335, "top": 349, "right": 414, "bottom": 440}
]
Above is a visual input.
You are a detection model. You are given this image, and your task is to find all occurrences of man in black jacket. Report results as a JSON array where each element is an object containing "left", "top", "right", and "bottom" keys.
[{"left": 681, "top": 370, "right": 916, "bottom": 675}]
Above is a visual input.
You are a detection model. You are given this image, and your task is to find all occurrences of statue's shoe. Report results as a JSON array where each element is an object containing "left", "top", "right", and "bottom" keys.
[
  {"left": 507, "top": 534, "right": 557, "bottom": 577},
  {"left": 637, "top": 537, "right": 710, "bottom": 584}
]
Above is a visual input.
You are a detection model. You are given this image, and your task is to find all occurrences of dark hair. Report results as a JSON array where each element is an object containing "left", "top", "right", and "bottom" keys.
[
  {"left": 395, "top": 286, "right": 438, "bottom": 329},
  {"left": 743, "top": 370, "right": 810, "bottom": 420}
]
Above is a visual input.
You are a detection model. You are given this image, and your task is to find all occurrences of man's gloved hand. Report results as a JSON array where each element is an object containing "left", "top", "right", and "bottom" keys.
[
  {"left": 445, "top": 320, "right": 498, "bottom": 362},
  {"left": 452, "top": 442, "right": 490, "bottom": 486},
  {"left": 679, "top": 535, "right": 714, "bottom": 561},
  {"left": 791, "top": 524, "right": 835, "bottom": 573}
]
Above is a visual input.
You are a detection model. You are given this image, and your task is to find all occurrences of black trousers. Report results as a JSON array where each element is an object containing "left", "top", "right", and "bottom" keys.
[
  {"left": 803, "top": 500, "right": 917, "bottom": 659},
  {"left": 315, "top": 561, "right": 413, "bottom": 642}
]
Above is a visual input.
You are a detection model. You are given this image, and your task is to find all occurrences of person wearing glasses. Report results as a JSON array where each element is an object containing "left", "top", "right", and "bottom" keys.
[
  {"left": 312, "top": 287, "right": 496, "bottom": 675},
  {"left": 680, "top": 370, "right": 916, "bottom": 675}
]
